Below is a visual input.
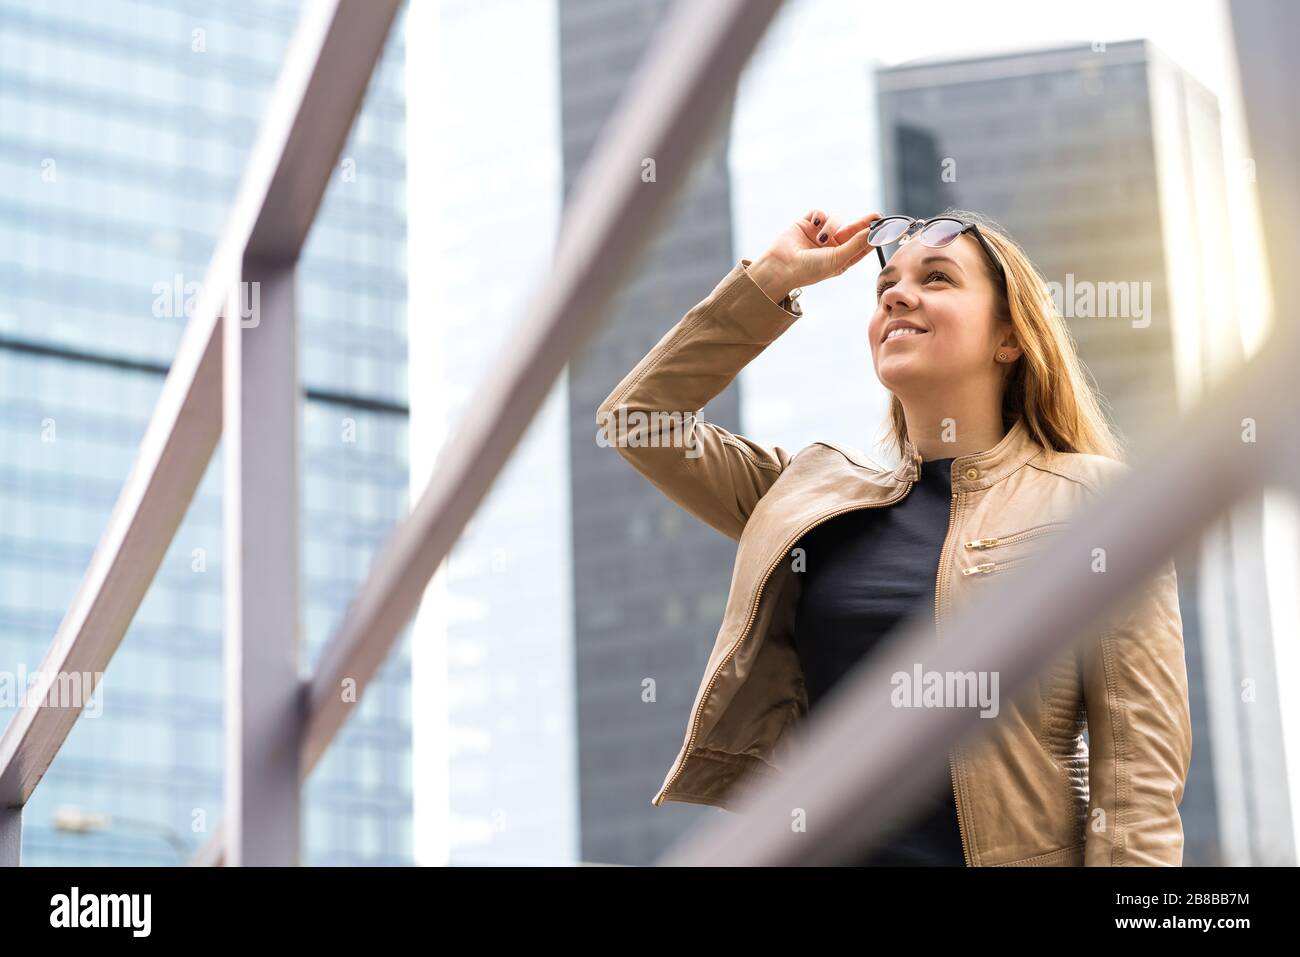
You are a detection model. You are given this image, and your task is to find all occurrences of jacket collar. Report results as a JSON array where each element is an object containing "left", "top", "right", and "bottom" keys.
[{"left": 889, "top": 416, "right": 1042, "bottom": 491}]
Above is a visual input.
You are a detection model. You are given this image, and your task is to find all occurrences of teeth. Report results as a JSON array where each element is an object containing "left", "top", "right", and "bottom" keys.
[{"left": 885, "top": 327, "right": 925, "bottom": 340}]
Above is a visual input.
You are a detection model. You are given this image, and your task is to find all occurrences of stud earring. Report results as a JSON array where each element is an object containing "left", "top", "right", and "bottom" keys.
[{"left": 997, "top": 352, "right": 1007, "bottom": 360}]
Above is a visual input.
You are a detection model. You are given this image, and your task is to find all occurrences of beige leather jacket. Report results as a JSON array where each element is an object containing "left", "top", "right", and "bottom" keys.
[{"left": 596, "top": 258, "right": 1194, "bottom": 866}]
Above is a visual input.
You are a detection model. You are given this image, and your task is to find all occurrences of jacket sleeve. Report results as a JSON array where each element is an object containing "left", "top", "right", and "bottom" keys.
[
  {"left": 595, "top": 258, "right": 802, "bottom": 541},
  {"left": 1079, "top": 496, "right": 1194, "bottom": 865}
]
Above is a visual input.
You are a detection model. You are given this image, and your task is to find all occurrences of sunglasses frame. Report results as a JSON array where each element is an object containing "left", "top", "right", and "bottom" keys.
[{"left": 868, "top": 215, "right": 1006, "bottom": 283}]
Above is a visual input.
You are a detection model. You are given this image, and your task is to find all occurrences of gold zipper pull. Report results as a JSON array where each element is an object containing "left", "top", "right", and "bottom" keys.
[
  {"left": 961, "top": 562, "right": 996, "bottom": 575},
  {"left": 965, "top": 537, "right": 999, "bottom": 549}
]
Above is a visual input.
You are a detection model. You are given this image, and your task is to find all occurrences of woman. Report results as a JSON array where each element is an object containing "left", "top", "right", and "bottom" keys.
[{"left": 596, "top": 208, "right": 1193, "bottom": 866}]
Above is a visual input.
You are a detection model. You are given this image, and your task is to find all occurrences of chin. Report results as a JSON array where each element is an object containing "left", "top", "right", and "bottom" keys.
[{"left": 877, "top": 363, "right": 931, "bottom": 393}]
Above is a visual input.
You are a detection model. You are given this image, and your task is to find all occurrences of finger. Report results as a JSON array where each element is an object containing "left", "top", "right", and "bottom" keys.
[
  {"left": 830, "top": 224, "right": 878, "bottom": 272},
  {"left": 799, "top": 208, "right": 828, "bottom": 245},
  {"left": 803, "top": 208, "right": 827, "bottom": 229},
  {"left": 833, "top": 212, "right": 883, "bottom": 245},
  {"left": 816, "top": 215, "right": 843, "bottom": 246}
]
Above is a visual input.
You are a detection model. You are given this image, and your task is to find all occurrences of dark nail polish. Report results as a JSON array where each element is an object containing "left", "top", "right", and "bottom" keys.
[
  {"left": 814, "top": 218, "right": 821, "bottom": 226},
  {"left": 818, "top": 232, "right": 827, "bottom": 242}
]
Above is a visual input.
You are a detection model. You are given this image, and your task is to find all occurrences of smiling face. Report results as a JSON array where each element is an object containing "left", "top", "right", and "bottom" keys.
[{"left": 868, "top": 232, "right": 1012, "bottom": 395}]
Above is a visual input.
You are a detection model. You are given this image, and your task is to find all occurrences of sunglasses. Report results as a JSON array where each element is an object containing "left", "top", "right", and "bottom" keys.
[{"left": 866, "top": 215, "right": 1006, "bottom": 282}]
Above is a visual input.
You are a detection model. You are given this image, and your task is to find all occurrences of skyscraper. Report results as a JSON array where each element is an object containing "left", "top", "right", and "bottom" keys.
[
  {"left": 0, "top": 0, "right": 411, "bottom": 864},
  {"left": 559, "top": 0, "right": 742, "bottom": 866}
]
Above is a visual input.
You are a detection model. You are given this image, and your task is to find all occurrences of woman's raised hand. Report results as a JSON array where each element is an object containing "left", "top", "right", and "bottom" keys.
[{"left": 747, "top": 210, "right": 883, "bottom": 304}]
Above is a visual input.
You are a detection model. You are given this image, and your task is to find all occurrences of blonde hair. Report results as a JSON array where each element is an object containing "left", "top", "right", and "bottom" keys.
[{"left": 879, "top": 207, "right": 1125, "bottom": 462}]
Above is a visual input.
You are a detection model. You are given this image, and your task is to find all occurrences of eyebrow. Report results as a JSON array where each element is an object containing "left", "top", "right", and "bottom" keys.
[{"left": 877, "top": 255, "right": 965, "bottom": 282}]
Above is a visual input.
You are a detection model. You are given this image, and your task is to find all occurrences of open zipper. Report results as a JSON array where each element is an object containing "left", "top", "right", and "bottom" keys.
[
  {"left": 652, "top": 464, "right": 919, "bottom": 807},
  {"left": 964, "top": 520, "right": 1070, "bottom": 551},
  {"left": 962, "top": 556, "right": 1031, "bottom": 577}
]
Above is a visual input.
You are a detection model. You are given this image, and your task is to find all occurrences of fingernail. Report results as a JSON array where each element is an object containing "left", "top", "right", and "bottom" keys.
[
  {"left": 813, "top": 217, "right": 821, "bottom": 226},
  {"left": 818, "top": 232, "right": 827, "bottom": 242}
]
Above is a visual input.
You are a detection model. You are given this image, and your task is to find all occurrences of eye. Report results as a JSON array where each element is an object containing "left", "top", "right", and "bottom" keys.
[{"left": 876, "top": 270, "right": 952, "bottom": 296}]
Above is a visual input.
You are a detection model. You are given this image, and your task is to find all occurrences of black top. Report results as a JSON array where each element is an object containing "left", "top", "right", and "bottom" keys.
[{"left": 790, "top": 455, "right": 966, "bottom": 866}]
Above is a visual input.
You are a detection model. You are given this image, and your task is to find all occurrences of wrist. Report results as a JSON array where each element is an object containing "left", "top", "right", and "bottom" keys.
[{"left": 746, "top": 256, "right": 795, "bottom": 306}]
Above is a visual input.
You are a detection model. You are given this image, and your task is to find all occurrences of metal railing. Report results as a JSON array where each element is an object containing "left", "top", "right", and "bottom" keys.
[
  {"left": 0, "top": 0, "right": 787, "bottom": 866},
  {"left": 1, "top": 0, "right": 1294, "bottom": 867}
]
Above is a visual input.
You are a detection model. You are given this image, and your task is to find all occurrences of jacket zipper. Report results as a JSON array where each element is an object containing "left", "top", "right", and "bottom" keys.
[
  {"left": 964, "top": 521, "right": 1069, "bottom": 550},
  {"left": 652, "top": 471, "right": 918, "bottom": 807},
  {"left": 962, "top": 556, "right": 1030, "bottom": 577},
  {"left": 939, "top": 484, "right": 974, "bottom": 867}
]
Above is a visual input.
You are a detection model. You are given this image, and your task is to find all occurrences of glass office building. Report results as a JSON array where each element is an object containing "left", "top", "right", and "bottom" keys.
[{"left": 0, "top": 0, "right": 411, "bottom": 864}]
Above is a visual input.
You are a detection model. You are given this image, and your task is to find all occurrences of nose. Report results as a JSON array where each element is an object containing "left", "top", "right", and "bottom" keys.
[{"left": 880, "top": 282, "right": 917, "bottom": 312}]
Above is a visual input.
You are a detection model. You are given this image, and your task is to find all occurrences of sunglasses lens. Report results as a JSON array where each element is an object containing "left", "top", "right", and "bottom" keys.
[
  {"left": 919, "top": 219, "right": 964, "bottom": 247},
  {"left": 867, "top": 218, "right": 912, "bottom": 245}
]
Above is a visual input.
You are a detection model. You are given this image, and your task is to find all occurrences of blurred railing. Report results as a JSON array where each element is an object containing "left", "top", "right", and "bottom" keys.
[{"left": 1, "top": 0, "right": 1295, "bottom": 868}]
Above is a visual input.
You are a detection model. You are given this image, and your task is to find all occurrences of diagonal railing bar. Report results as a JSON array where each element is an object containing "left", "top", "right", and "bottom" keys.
[
  {"left": 245, "top": 2, "right": 402, "bottom": 261},
  {"left": 655, "top": 324, "right": 1299, "bottom": 865},
  {"left": 295, "top": 0, "right": 786, "bottom": 779},
  {"left": 656, "top": 0, "right": 1300, "bottom": 866},
  {"left": 0, "top": 0, "right": 401, "bottom": 865}
]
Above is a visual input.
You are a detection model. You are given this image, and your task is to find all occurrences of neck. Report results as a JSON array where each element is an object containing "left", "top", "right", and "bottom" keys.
[{"left": 901, "top": 397, "right": 1007, "bottom": 462}]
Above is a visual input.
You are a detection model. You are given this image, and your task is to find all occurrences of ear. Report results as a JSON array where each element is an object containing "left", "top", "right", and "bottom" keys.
[{"left": 995, "top": 330, "right": 1022, "bottom": 363}]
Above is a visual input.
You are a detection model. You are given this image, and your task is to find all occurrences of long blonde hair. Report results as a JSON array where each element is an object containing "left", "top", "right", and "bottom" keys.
[{"left": 879, "top": 207, "right": 1126, "bottom": 462}]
